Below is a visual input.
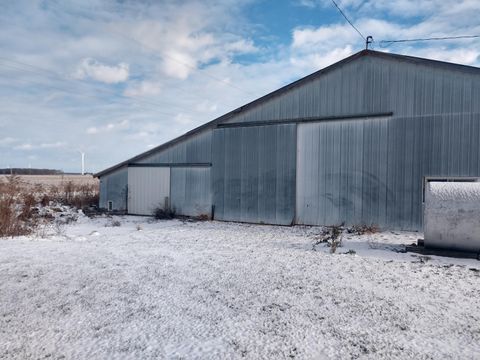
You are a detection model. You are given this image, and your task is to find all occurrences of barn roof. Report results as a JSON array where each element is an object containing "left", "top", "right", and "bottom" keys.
[{"left": 95, "top": 49, "right": 480, "bottom": 178}]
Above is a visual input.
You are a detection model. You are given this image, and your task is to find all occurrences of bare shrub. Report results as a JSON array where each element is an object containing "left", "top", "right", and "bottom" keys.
[
  {"left": 196, "top": 214, "right": 211, "bottom": 221},
  {"left": 0, "top": 176, "right": 37, "bottom": 237},
  {"left": 312, "top": 224, "right": 344, "bottom": 253},
  {"left": 328, "top": 230, "right": 343, "bottom": 254},
  {"left": 40, "top": 194, "right": 51, "bottom": 207},
  {"left": 19, "top": 193, "right": 36, "bottom": 220},
  {"left": 154, "top": 207, "right": 176, "bottom": 220},
  {"left": 63, "top": 181, "right": 75, "bottom": 204},
  {"left": 0, "top": 174, "right": 97, "bottom": 238},
  {"left": 44, "top": 181, "right": 98, "bottom": 209}
]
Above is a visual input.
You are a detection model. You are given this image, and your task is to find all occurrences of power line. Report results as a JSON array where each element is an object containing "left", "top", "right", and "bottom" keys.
[
  {"left": 44, "top": 1, "right": 256, "bottom": 98},
  {"left": 0, "top": 62, "right": 183, "bottom": 117},
  {"left": 0, "top": 55, "right": 242, "bottom": 109},
  {"left": 107, "top": 28, "right": 256, "bottom": 97},
  {"left": 330, "top": 0, "right": 365, "bottom": 41},
  {"left": 0, "top": 57, "right": 183, "bottom": 111},
  {"left": 379, "top": 35, "right": 480, "bottom": 47},
  {"left": 0, "top": 58, "right": 213, "bottom": 115}
]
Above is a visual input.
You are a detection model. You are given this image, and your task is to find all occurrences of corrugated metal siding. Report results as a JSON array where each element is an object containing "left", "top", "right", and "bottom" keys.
[
  {"left": 127, "top": 167, "right": 170, "bottom": 215},
  {"left": 170, "top": 167, "right": 212, "bottom": 217},
  {"left": 212, "top": 124, "right": 296, "bottom": 225},
  {"left": 222, "top": 56, "right": 480, "bottom": 125},
  {"left": 362, "top": 56, "right": 480, "bottom": 117},
  {"left": 223, "top": 58, "right": 371, "bottom": 124},
  {"left": 138, "top": 130, "right": 212, "bottom": 164},
  {"left": 98, "top": 53, "right": 480, "bottom": 230},
  {"left": 99, "top": 166, "right": 127, "bottom": 211},
  {"left": 296, "top": 113, "right": 480, "bottom": 230}
]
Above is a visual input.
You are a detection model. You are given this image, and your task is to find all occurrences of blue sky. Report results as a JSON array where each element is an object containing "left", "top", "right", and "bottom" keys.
[{"left": 1, "top": 0, "right": 479, "bottom": 173}]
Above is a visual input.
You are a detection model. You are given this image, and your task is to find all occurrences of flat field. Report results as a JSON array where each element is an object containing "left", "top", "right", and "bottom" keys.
[
  {"left": 0, "top": 174, "right": 98, "bottom": 188},
  {"left": 0, "top": 216, "right": 479, "bottom": 359}
]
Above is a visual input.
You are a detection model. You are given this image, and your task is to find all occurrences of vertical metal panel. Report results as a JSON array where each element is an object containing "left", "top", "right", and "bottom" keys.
[
  {"left": 212, "top": 129, "right": 225, "bottom": 219},
  {"left": 212, "top": 124, "right": 296, "bottom": 225},
  {"left": 127, "top": 167, "right": 170, "bottom": 215},
  {"left": 297, "top": 113, "right": 480, "bottom": 230},
  {"left": 297, "top": 116, "right": 391, "bottom": 227},
  {"left": 139, "top": 130, "right": 212, "bottom": 164},
  {"left": 170, "top": 167, "right": 212, "bottom": 217},
  {"left": 99, "top": 166, "right": 127, "bottom": 211}
]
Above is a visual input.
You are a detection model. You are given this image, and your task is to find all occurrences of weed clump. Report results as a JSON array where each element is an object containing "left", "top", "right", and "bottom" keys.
[{"left": 105, "top": 219, "right": 121, "bottom": 227}]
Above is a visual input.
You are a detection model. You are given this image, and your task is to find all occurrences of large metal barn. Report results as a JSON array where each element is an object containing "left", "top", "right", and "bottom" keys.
[{"left": 95, "top": 50, "right": 480, "bottom": 231}]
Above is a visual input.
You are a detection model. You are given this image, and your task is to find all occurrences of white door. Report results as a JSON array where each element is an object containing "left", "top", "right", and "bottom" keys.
[{"left": 128, "top": 167, "right": 170, "bottom": 215}]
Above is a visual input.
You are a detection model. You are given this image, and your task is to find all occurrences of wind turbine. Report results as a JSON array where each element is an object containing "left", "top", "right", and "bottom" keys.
[{"left": 78, "top": 150, "right": 85, "bottom": 175}]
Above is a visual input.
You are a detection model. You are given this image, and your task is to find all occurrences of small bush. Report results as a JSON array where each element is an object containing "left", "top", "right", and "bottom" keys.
[{"left": 153, "top": 207, "right": 176, "bottom": 220}]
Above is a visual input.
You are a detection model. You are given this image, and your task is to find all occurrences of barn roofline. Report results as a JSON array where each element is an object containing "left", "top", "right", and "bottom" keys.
[{"left": 94, "top": 49, "right": 480, "bottom": 178}]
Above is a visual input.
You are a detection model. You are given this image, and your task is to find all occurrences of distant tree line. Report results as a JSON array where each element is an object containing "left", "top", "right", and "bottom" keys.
[{"left": 0, "top": 168, "right": 64, "bottom": 175}]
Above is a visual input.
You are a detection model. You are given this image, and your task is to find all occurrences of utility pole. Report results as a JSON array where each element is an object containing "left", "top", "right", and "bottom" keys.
[{"left": 366, "top": 36, "right": 373, "bottom": 50}]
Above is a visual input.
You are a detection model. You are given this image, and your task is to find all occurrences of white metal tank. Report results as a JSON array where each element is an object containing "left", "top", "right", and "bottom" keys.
[{"left": 424, "top": 181, "right": 480, "bottom": 252}]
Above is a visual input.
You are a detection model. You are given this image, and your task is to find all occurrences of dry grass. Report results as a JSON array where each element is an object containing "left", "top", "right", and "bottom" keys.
[
  {"left": 347, "top": 224, "right": 380, "bottom": 235},
  {"left": 0, "top": 175, "right": 99, "bottom": 237},
  {"left": 0, "top": 174, "right": 97, "bottom": 188},
  {"left": 0, "top": 176, "right": 33, "bottom": 237}
]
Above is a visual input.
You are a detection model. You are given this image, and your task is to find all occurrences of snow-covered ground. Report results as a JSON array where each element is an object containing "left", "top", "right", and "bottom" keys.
[{"left": 1, "top": 214, "right": 479, "bottom": 359}]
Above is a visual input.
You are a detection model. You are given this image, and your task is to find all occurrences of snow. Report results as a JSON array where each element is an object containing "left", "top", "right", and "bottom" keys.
[
  {"left": 428, "top": 181, "right": 480, "bottom": 202},
  {"left": 1, "top": 216, "right": 479, "bottom": 359}
]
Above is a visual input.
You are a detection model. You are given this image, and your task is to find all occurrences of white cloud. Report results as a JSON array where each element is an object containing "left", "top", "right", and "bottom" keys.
[
  {"left": 295, "top": 0, "right": 319, "bottom": 8},
  {"left": 292, "top": 24, "right": 357, "bottom": 49},
  {"left": 0, "top": 137, "right": 17, "bottom": 146},
  {"left": 290, "top": 4, "right": 480, "bottom": 70},
  {"left": 412, "top": 47, "right": 480, "bottom": 66},
  {"left": 195, "top": 101, "right": 218, "bottom": 113},
  {"left": 174, "top": 113, "right": 193, "bottom": 125},
  {"left": 86, "top": 120, "right": 130, "bottom": 135},
  {"left": 120, "top": 2, "right": 259, "bottom": 80},
  {"left": 124, "top": 81, "right": 162, "bottom": 97},
  {"left": 13, "top": 142, "right": 66, "bottom": 151},
  {"left": 224, "top": 39, "right": 258, "bottom": 54},
  {"left": 74, "top": 58, "right": 129, "bottom": 84},
  {"left": 290, "top": 46, "right": 354, "bottom": 72},
  {"left": 14, "top": 143, "right": 34, "bottom": 150},
  {"left": 39, "top": 142, "right": 66, "bottom": 149}
]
